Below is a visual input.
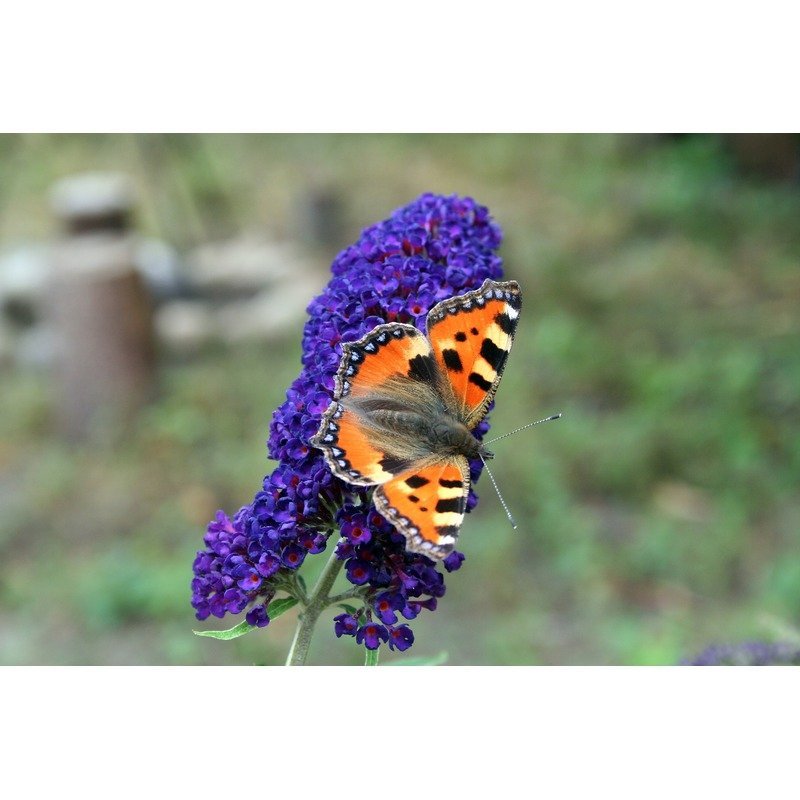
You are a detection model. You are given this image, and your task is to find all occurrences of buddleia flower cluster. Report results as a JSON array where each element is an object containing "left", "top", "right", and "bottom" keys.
[{"left": 191, "top": 193, "right": 504, "bottom": 657}]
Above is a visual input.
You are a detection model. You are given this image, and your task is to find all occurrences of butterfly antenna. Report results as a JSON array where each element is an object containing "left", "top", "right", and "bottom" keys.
[
  {"left": 479, "top": 453, "right": 518, "bottom": 530},
  {"left": 483, "top": 413, "right": 563, "bottom": 446}
]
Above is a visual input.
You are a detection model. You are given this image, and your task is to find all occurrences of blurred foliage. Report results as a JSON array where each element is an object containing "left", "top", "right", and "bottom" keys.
[{"left": 0, "top": 133, "right": 798, "bottom": 664}]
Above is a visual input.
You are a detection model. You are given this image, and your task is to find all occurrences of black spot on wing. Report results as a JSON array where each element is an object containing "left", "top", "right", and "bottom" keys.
[
  {"left": 480, "top": 338, "right": 507, "bottom": 372},
  {"left": 405, "top": 475, "right": 429, "bottom": 489},
  {"left": 439, "top": 478, "right": 463, "bottom": 488},
  {"left": 435, "top": 497, "right": 464, "bottom": 514},
  {"left": 455, "top": 331, "right": 467, "bottom": 342},
  {"left": 468, "top": 372, "right": 493, "bottom": 392},
  {"left": 408, "top": 494, "right": 420, "bottom": 503},
  {"left": 442, "top": 348, "right": 464, "bottom": 373},
  {"left": 494, "top": 311, "right": 515, "bottom": 335},
  {"left": 407, "top": 353, "right": 438, "bottom": 383},
  {"left": 470, "top": 327, "right": 479, "bottom": 336}
]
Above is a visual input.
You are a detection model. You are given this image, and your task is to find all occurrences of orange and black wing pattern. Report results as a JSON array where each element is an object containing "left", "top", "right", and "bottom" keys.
[
  {"left": 311, "top": 323, "right": 438, "bottom": 485},
  {"left": 373, "top": 458, "right": 470, "bottom": 559},
  {"left": 426, "top": 279, "right": 521, "bottom": 430},
  {"left": 312, "top": 279, "right": 522, "bottom": 560}
]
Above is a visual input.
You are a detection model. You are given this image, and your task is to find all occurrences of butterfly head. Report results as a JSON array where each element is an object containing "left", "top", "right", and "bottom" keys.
[{"left": 425, "top": 415, "right": 492, "bottom": 463}]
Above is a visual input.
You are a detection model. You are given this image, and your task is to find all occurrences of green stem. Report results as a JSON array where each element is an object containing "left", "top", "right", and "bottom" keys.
[
  {"left": 326, "top": 587, "right": 366, "bottom": 606},
  {"left": 285, "top": 545, "right": 345, "bottom": 666}
]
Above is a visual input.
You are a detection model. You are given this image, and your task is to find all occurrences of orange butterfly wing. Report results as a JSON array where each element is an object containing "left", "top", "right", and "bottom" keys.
[
  {"left": 311, "top": 322, "right": 440, "bottom": 485},
  {"left": 373, "top": 458, "right": 470, "bottom": 559},
  {"left": 426, "top": 279, "right": 521, "bottom": 429}
]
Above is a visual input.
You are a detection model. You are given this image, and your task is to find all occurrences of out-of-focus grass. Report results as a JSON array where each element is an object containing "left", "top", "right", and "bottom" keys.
[{"left": 0, "top": 133, "right": 798, "bottom": 664}]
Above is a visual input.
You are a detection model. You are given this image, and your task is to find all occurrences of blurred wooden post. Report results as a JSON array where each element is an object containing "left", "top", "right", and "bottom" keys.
[{"left": 48, "top": 173, "right": 156, "bottom": 440}]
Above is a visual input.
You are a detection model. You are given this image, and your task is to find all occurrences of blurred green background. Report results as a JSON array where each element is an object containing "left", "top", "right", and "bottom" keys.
[{"left": 1, "top": 133, "right": 798, "bottom": 665}]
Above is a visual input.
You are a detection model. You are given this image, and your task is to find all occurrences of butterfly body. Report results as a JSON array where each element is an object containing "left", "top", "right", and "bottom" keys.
[
  {"left": 311, "top": 279, "right": 520, "bottom": 560},
  {"left": 346, "top": 402, "right": 488, "bottom": 462}
]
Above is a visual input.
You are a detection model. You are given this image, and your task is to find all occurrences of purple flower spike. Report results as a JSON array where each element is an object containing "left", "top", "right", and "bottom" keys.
[{"left": 191, "top": 194, "right": 506, "bottom": 655}]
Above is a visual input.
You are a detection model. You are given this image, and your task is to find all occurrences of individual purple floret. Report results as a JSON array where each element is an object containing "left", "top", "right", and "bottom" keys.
[
  {"left": 192, "top": 193, "right": 505, "bottom": 654},
  {"left": 333, "top": 613, "right": 359, "bottom": 638},
  {"left": 246, "top": 605, "right": 270, "bottom": 628},
  {"left": 373, "top": 591, "right": 406, "bottom": 625},
  {"left": 356, "top": 622, "right": 390, "bottom": 650},
  {"left": 388, "top": 625, "right": 415, "bottom": 652}
]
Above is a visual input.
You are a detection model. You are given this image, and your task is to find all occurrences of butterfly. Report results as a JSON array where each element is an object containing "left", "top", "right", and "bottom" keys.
[{"left": 311, "top": 278, "right": 521, "bottom": 560}]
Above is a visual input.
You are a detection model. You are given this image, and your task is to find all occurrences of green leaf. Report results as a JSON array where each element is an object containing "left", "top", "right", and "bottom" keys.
[
  {"left": 193, "top": 619, "right": 256, "bottom": 640},
  {"left": 193, "top": 597, "right": 300, "bottom": 640},
  {"left": 337, "top": 603, "right": 360, "bottom": 616},
  {"left": 385, "top": 650, "right": 449, "bottom": 666},
  {"left": 268, "top": 596, "right": 299, "bottom": 619},
  {"left": 365, "top": 648, "right": 380, "bottom": 666},
  {"left": 296, "top": 574, "right": 307, "bottom": 594}
]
